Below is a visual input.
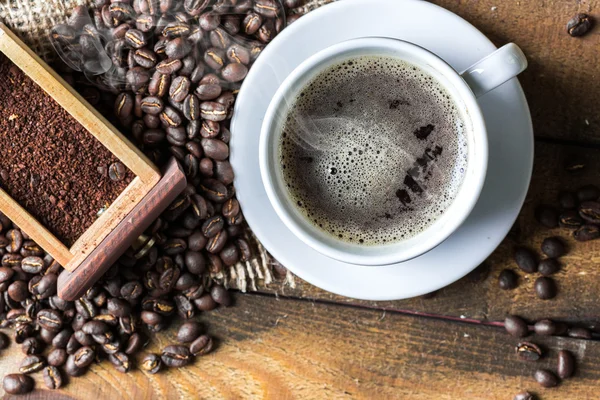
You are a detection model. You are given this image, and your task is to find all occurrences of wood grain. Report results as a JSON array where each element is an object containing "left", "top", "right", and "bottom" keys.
[
  {"left": 428, "top": 0, "right": 600, "bottom": 143},
  {"left": 0, "top": 189, "right": 72, "bottom": 267},
  {"left": 2, "top": 294, "right": 600, "bottom": 399},
  {"left": 245, "top": 140, "right": 600, "bottom": 323},
  {"left": 58, "top": 158, "right": 187, "bottom": 301}
]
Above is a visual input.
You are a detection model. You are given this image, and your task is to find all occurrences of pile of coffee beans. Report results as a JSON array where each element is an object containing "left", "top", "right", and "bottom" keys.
[
  {"left": 505, "top": 315, "right": 582, "bottom": 395},
  {"left": 0, "top": 0, "right": 304, "bottom": 394}
]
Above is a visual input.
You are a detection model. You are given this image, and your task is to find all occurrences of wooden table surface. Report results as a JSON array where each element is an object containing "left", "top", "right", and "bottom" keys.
[{"left": 4, "top": 1, "right": 600, "bottom": 399}]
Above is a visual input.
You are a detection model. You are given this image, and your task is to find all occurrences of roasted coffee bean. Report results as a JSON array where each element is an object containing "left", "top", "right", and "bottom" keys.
[
  {"left": 110, "top": 2, "right": 135, "bottom": 21},
  {"left": 567, "top": 13, "right": 594, "bottom": 37},
  {"left": 33, "top": 307, "right": 60, "bottom": 330},
  {"left": 65, "top": 354, "right": 85, "bottom": 377},
  {"left": 107, "top": 351, "right": 131, "bottom": 373},
  {"left": 534, "top": 369, "right": 558, "bottom": 388},
  {"left": 574, "top": 224, "right": 600, "bottom": 241},
  {"left": 222, "top": 198, "right": 240, "bottom": 219},
  {"left": 149, "top": 71, "right": 171, "bottom": 96},
  {"left": 48, "top": 348, "right": 68, "bottom": 367},
  {"left": 243, "top": 12, "right": 262, "bottom": 35},
  {"left": 163, "top": 21, "right": 191, "bottom": 38},
  {"left": 505, "top": 315, "right": 529, "bottom": 337},
  {"left": 141, "top": 310, "right": 163, "bottom": 326},
  {"left": 498, "top": 269, "right": 518, "bottom": 290},
  {"left": 258, "top": 20, "right": 275, "bottom": 43},
  {"left": 226, "top": 44, "right": 250, "bottom": 65},
  {"left": 82, "top": 320, "right": 109, "bottom": 336},
  {"left": 165, "top": 37, "right": 192, "bottom": 59},
  {"left": 515, "top": 341, "right": 542, "bottom": 361},
  {"left": 21, "top": 337, "right": 42, "bottom": 355},
  {"left": 185, "top": 0, "right": 210, "bottom": 15},
  {"left": 8, "top": 281, "right": 28, "bottom": 302},
  {"left": 20, "top": 354, "right": 46, "bottom": 373},
  {"left": 0, "top": 266, "right": 14, "bottom": 282},
  {"left": 535, "top": 205, "right": 558, "bottom": 228},
  {"left": 124, "top": 29, "right": 146, "bottom": 48},
  {"left": 143, "top": 129, "right": 166, "bottom": 145},
  {"left": 121, "top": 281, "right": 143, "bottom": 302},
  {"left": 195, "top": 83, "right": 222, "bottom": 101},
  {"left": 3, "top": 373, "right": 34, "bottom": 395},
  {"left": 222, "top": 15, "right": 240, "bottom": 35},
  {"left": 141, "top": 353, "right": 162, "bottom": 374},
  {"left": 0, "top": 331, "right": 9, "bottom": 349},
  {"left": 43, "top": 365, "right": 62, "bottom": 389},
  {"left": 161, "top": 344, "right": 191, "bottom": 367},
  {"left": 188, "top": 335, "right": 212, "bottom": 356},
  {"left": 183, "top": 250, "right": 206, "bottom": 274},
  {"left": 210, "top": 284, "right": 231, "bottom": 306},
  {"left": 140, "top": 96, "right": 164, "bottom": 114},
  {"left": 181, "top": 93, "right": 201, "bottom": 121},
  {"left": 534, "top": 319, "right": 557, "bottom": 336},
  {"left": 174, "top": 295, "right": 195, "bottom": 319},
  {"left": 579, "top": 200, "right": 600, "bottom": 224},
  {"left": 73, "top": 346, "right": 95, "bottom": 368},
  {"left": 254, "top": 0, "right": 279, "bottom": 17},
  {"left": 210, "top": 27, "right": 231, "bottom": 48},
  {"left": 201, "top": 216, "right": 224, "bottom": 238},
  {"left": 66, "top": 335, "right": 81, "bottom": 355},
  {"left": 193, "top": 293, "right": 216, "bottom": 311},
  {"left": 556, "top": 349, "right": 575, "bottom": 379},
  {"left": 107, "top": 298, "right": 131, "bottom": 317},
  {"left": 219, "top": 242, "right": 239, "bottom": 266},
  {"left": 21, "top": 256, "right": 44, "bottom": 274},
  {"left": 214, "top": 160, "right": 234, "bottom": 185},
  {"left": 204, "top": 48, "right": 225, "bottom": 70},
  {"left": 201, "top": 138, "right": 229, "bottom": 160},
  {"left": 221, "top": 63, "right": 248, "bottom": 82},
  {"left": 7, "top": 229, "right": 23, "bottom": 253},
  {"left": 14, "top": 323, "right": 34, "bottom": 344},
  {"left": 568, "top": 327, "right": 592, "bottom": 339},
  {"left": 206, "top": 230, "right": 227, "bottom": 253},
  {"left": 109, "top": 162, "right": 127, "bottom": 182},
  {"left": 156, "top": 58, "right": 183, "bottom": 74},
  {"left": 236, "top": 239, "right": 252, "bottom": 261},
  {"left": 160, "top": 106, "right": 183, "bottom": 127},
  {"left": 115, "top": 92, "right": 134, "bottom": 120},
  {"left": 125, "top": 333, "right": 144, "bottom": 354},
  {"left": 199, "top": 12, "right": 220, "bottom": 30},
  {"left": 75, "top": 297, "right": 97, "bottom": 319},
  {"left": 200, "top": 179, "right": 228, "bottom": 203},
  {"left": 74, "top": 330, "right": 95, "bottom": 346},
  {"left": 169, "top": 76, "right": 191, "bottom": 102},
  {"left": 538, "top": 259, "right": 560, "bottom": 276},
  {"left": 534, "top": 277, "right": 557, "bottom": 300},
  {"left": 541, "top": 237, "right": 566, "bottom": 258},
  {"left": 559, "top": 210, "right": 583, "bottom": 229},
  {"left": 200, "top": 120, "right": 220, "bottom": 138},
  {"left": 126, "top": 66, "right": 150, "bottom": 90},
  {"left": 558, "top": 191, "right": 577, "bottom": 209},
  {"left": 136, "top": 14, "right": 155, "bottom": 32},
  {"left": 577, "top": 184, "right": 600, "bottom": 202},
  {"left": 514, "top": 247, "right": 537, "bottom": 273}
]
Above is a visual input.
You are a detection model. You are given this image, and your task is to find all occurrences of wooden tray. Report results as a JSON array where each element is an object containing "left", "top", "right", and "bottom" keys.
[{"left": 0, "top": 23, "right": 186, "bottom": 300}]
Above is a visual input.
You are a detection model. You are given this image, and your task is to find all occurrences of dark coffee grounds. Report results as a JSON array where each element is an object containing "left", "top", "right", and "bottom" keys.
[{"left": 0, "top": 53, "right": 133, "bottom": 246}]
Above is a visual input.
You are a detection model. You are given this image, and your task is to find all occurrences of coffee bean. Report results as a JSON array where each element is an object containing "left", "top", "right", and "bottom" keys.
[
  {"left": 221, "top": 63, "right": 248, "bottom": 82},
  {"left": 73, "top": 346, "right": 95, "bottom": 368},
  {"left": 534, "top": 369, "right": 558, "bottom": 388},
  {"left": 210, "top": 27, "right": 231, "bottom": 48},
  {"left": 513, "top": 392, "right": 534, "bottom": 400},
  {"left": 574, "top": 224, "right": 600, "bottom": 241},
  {"left": 115, "top": 92, "right": 134, "bottom": 119},
  {"left": 534, "top": 319, "right": 557, "bottom": 336},
  {"left": 514, "top": 247, "right": 537, "bottom": 273},
  {"left": 535, "top": 205, "right": 558, "bottom": 228},
  {"left": 110, "top": 2, "right": 135, "bottom": 21},
  {"left": 74, "top": 330, "right": 95, "bottom": 346},
  {"left": 121, "top": 281, "right": 143, "bottom": 302},
  {"left": 0, "top": 266, "right": 14, "bottom": 282},
  {"left": 556, "top": 349, "right": 575, "bottom": 379},
  {"left": 210, "top": 284, "right": 231, "bottom": 306},
  {"left": 579, "top": 200, "right": 600, "bottom": 224},
  {"left": 149, "top": 71, "right": 171, "bottom": 97},
  {"left": 140, "top": 96, "right": 164, "bottom": 115},
  {"left": 204, "top": 48, "right": 226, "bottom": 70},
  {"left": 219, "top": 242, "right": 239, "bottom": 266},
  {"left": 568, "top": 327, "right": 592, "bottom": 339},
  {"left": 3, "top": 374, "right": 34, "bottom": 394},
  {"left": 201, "top": 138, "right": 229, "bottom": 160},
  {"left": 534, "top": 277, "right": 557, "bottom": 300},
  {"left": 226, "top": 44, "right": 250, "bottom": 65},
  {"left": 163, "top": 21, "right": 191, "bottom": 38},
  {"left": 161, "top": 344, "right": 191, "bottom": 367},
  {"left": 243, "top": 13, "right": 262, "bottom": 35},
  {"left": 20, "top": 354, "right": 46, "bottom": 373},
  {"left": 182, "top": 94, "right": 200, "bottom": 121},
  {"left": 21, "top": 256, "right": 44, "bottom": 274},
  {"left": 37, "top": 309, "right": 63, "bottom": 332},
  {"left": 194, "top": 293, "right": 217, "bottom": 311},
  {"left": 109, "top": 351, "right": 131, "bottom": 373},
  {"left": 177, "top": 321, "right": 202, "bottom": 343},
  {"left": 125, "top": 333, "right": 144, "bottom": 354},
  {"left": 107, "top": 298, "right": 131, "bottom": 317},
  {"left": 108, "top": 162, "right": 127, "bottom": 182},
  {"left": 169, "top": 76, "right": 191, "bottom": 102},
  {"left": 185, "top": 0, "right": 210, "bottom": 16},
  {"left": 156, "top": 58, "right": 183, "bottom": 74},
  {"left": 8, "top": 281, "right": 28, "bottom": 302},
  {"left": 254, "top": 0, "right": 279, "bottom": 17},
  {"left": 567, "top": 13, "right": 594, "bottom": 37},
  {"left": 206, "top": 230, "right": 228, "bottom": 253},
  {"left": 505, "top": 315, "right": 529, "bottom": 337},
  {"left": 141, "top": 310, "right": 163, "bottom": 326},
  {"left": 236, "top": 239, "right": 252, "bottom": 261},
  {"left": 66, "top": 335, "right": 81, "bottom": 355},
  {"left": 165, "top": 37, "right": 192, "bottom": 59},
  {"left": 0, "top": 332, "right": 9, "bottom": 349},
  {"left": 65, "top": 354, "right": 85, "bottom": 377},
  {"left": 126, "top": 66, "right": 150, "bottom": 90},
  {"left": 160, "top": 106, "right": 183, "bottom": 127},
  {"left": 200, "top": 179, "right": 228, "bottom": 203},
  {"left": 43, "top": 365, "right": 63, "bottom": 389},
  {"left": 141, "top": 353, "right": 162, "bottom": 374},
  {"left": 258, "top": 20, "right": 275, "bottom": 43},
  {"left": 189, "top": 334, "right": 213, "bottom": 356},
  {"left": 541, "top": 237, "right": 566, "bottom": 258},
  {"left": 14, "top": 323, "right": 34, "bottom": 344},
  {"left": 515, "top": 341, "right": 542, "bottom": 361},
  {"left": 21, "top": 337, "right": 42, "bottom": 355},
  {"left": 559, "top": 210, "right": 583, "bottom": 229},
  {"left": 82, "top": 320, "right": 109, "bottom": 335},
  {"left": 538, "top": 259, "right": 560, "bottom": 276},
  {"left": 577, "top": 184, "right": 600, "bottom": 202},
  {"left": 558, "top": 191, "right": 577, "bottom": 209},
  {"left": 47, "top": 348, "right": 68, "bottom": 367},
  {"left": 125, "top": 29, "right": 146, "bottom": 48}
]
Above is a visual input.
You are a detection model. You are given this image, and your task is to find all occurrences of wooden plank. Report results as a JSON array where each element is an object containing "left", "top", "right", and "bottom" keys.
[
  {"left": 0, "top": 189, "right": 72, "bottom": 266},
  {"left": 244, "top": 140, "right": 600, "bottom": 323},
  {"left": 1, "top": 294, "right": 600, "bottom": 399},
  {"left": 0, "top": 23, "right": 160, "bottom": 185},
  {"left": 58, "top": 159, "right": 187, "bottom": 300},
  {"left": 428, "top": 0, "right": 600, "bottom": 143}
]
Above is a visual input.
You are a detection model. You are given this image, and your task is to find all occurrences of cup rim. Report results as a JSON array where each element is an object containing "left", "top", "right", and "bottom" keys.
[{"left": 259, "top": 37, "right": 489, "bottom": 266}]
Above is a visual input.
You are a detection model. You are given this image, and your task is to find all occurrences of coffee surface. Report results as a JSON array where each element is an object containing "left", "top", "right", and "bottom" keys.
[{"left": 279, "top": 55, "right": 469, "bottom": 245}]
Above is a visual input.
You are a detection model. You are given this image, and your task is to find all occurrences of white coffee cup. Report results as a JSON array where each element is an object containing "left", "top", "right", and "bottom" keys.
[{"left": 259, "top": 37, "right": 527, "bottom": 266}]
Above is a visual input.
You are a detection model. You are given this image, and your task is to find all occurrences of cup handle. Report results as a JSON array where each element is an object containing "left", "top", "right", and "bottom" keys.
[{"left": 460, "top": 43, "right": 528, "bottom": 98}]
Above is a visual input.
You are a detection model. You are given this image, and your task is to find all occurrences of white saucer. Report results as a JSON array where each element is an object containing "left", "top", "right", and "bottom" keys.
[{"left": 230, "top": 0, "right": 533, "bottom": 301}]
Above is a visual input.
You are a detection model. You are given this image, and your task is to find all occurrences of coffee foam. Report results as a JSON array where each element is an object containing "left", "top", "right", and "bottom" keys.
[{"left": 279, "top": 56, "right": 469, "bottom": 246}]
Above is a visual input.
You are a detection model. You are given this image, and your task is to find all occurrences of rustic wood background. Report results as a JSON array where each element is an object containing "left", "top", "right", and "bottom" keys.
[{"left": 3, "top": 0, "right": 600, "bottom": 399}]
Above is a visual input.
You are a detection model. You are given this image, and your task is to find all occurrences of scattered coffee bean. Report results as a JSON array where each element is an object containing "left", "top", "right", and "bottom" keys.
[
  {"left": 498, "top": 269, "right": 518, "bottom": 290},
  {"left": 43, "top": 366, "right": 63, "bottom": 389},
  {"left": 538, "top": 259, "right": 560, "bottom": 276},
  {"left": 505, "top": 315, "right": 529, "bottom": 338},
  {"left": 177, "top": 321, "right": 202, "bottom": 343},
  {"left": 541, "top": 237, "right": 566, "bottom": 258},
  {"left": 535, "top": 205, "right": 559, "bottom": 228},
  {"left": 189, "top": 334, "right": 213, "bottom": 356},
  {"left": 579, "top": 201, "right": 600, "bottom": 224},
  {"left": 559, "top": 210, "right": 583, "bottom": 229},
  {"left": 141, "top": 353, "right": 162, "bottom": 374},
  {"left": 557, "top": 349, "right": 575, "bottom": 379},
  {"left": 574, "top": 224, "right": 600, "bottom": 241},
  {"left": 20, "top": 354, "right": 46, "bottom": 373},
  {"left": 516, "top": 341, "right": 542, "bottom": 361},
  {"left": 568, "top": 327, "right": 592, "bottom": 339},
  {"left": 567, "top": 13, "right": 594, "bottom": 37},
  {"left": 534, "top": 277, "right": 557, "bottom": 300},
  {"left": 108, "top": 351, "right": 131, "bottom": 373},
  {"left": 48, "top": 348, "right": 68, "bottom": 367},
  {"left": 514, "top": 247, "right": 538, "bottom": 273},
  {"left": 534, "top": 319, "right": 557, "bottom": 336},
  {"left": 161, "top": 345, "right": 192, "bottom": 367},
  {"left": 3, "top": 373, "right": 34, "bottom": 395},
  {"left": 534, "top": 369, "right": 559, "bottom": 388}
]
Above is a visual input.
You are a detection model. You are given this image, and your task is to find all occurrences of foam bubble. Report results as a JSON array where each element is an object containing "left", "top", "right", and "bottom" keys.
[{"left": 279, "top": 56, "right": 470, "bottom": 246}]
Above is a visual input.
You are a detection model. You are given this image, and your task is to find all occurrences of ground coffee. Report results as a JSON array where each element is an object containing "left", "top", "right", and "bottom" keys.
[{"left": 0, "top": 53, "right": 133, "bottom": 246}]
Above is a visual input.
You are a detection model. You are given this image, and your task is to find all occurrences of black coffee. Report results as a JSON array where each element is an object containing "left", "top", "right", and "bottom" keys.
[{"left": 279, "top": 55, "right": 470, "bottom": 245}]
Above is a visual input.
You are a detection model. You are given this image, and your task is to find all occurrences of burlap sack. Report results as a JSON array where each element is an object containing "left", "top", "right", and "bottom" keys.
[{"left": 0, "top": 0, "right": 333, "bottom": 292}]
